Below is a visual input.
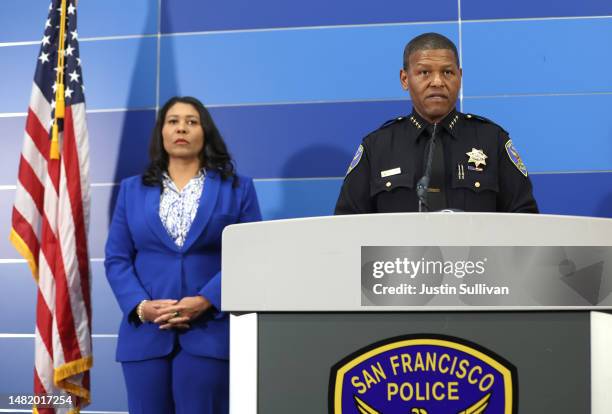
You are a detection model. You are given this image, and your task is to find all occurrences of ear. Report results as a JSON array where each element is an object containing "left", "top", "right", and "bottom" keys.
[{"left": 399, "top": 69, "right": 409, "bottom": 91}]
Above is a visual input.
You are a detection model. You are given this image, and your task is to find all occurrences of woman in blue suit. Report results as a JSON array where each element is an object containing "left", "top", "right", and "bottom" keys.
[{"left": 105, "top": 96, "right": 261, "bottom": 413}]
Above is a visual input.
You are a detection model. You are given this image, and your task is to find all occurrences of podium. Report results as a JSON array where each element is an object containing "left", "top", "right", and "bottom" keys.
[{"left": 222, "top": 213, "right": 612, "bottom": 413}]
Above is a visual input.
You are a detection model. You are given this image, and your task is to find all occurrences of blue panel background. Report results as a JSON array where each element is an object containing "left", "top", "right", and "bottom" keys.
[
  {"left": 87, "top": 337, "right": 127, "bottom": 412},
  {"left": 0, "top": 265, "right": 36, "bottom": 332},
  {"left": 90, "top": 262, "right": 123, "bottom": 335},
  {"left": 0, "top": 44, "right": 40, "bottom": 113},
  {"left": 161, "top": 0, "right": 458, "bottom": 33},
  {"left": 254, "top": 179, "right": 341, "bottom": 220},
  {"left": 78, "top": 0, "right": 158, "bottom": 39},
  {"left": 88, "top": 110, "right": 156, "bottom": 183},
  {"left": 88, "top": 187, "right": 114, "bottom": 259},
  {"left": 159, "top": 24, "right": 458, "bottom": 105},
  {"left": 0, "top": 2, "right": 49, "bottom": 43},
  {"left": 0, "top": 338, "right": 37, "bottom": 396},
  {"left": 463, "top": 94, "right": 612, "bottom": 172},
  {"left": 532, "top": 173, "right": 612, "bottom": 218},
  {"left": 462, "top": 18, "right": 612, "bottom": 96},
  {"left": 462, "top": 0, "right": 612, "bottom": 20},
  {"left": 80, "top": 38, "right": 158, "bottom": 110},
  {"left": 0, "top": 37, "right": 158, "bottom": 114},
  {"left": 2, "top": 1, "right": 612, "bottom": 412},
  {"left": 0, "top": 0, "right": 157, "bottom": 42},
  {"left": 0, "top": 116, "right": 25, "bottom": 185},
  {"left": 210, "top": 100, "right": 408, "bottom": 179}
]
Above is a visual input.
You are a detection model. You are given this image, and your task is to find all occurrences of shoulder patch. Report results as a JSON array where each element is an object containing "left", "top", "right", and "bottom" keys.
[
  {"left": 505, "top": 140, "right": 528, "bottom": 177},
  {"left": 465, "top": 113, "right": 509, "bottom": 135},
  {"left": 346, "top": 144, "right": 364, "bottom": 176}
]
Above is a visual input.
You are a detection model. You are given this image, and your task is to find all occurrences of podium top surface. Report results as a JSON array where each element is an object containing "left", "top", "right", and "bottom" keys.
[{"left": 221, "top": 213, "right": 612, "bottom": 312}]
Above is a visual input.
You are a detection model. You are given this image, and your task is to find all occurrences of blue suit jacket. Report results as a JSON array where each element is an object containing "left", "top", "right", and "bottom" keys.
[{"left": 104, "top": 171, "right": 261, "bottom": 362}]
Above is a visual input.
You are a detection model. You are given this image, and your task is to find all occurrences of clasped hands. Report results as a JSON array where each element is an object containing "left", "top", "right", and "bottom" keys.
[{"left": 140, "top": 296, "right": 212, "bottom": 330}]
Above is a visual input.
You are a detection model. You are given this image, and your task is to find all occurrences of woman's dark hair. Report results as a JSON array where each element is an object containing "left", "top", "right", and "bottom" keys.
[{"left": 142, "top": 96, "right": 236, "bottom": 186}]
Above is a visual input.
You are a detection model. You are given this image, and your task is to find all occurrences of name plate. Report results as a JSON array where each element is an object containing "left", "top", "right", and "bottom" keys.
[{"left": 362, "top": 246, "right": 612, "bottom": 307}]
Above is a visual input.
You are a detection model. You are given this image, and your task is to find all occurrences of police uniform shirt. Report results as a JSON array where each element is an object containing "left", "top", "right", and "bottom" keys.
[{"left": 334, "top": 109, "right": 539, "bottom": 214}]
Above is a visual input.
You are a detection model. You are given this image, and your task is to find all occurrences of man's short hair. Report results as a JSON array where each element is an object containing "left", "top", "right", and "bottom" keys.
[{"left": 403, "top": 33, "right": 460, "bottom": 69}]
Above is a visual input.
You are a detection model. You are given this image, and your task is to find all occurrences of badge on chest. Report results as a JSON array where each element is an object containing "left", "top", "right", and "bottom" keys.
[{"left": 465, "top": 148, "right": 488, "bottom": 172}]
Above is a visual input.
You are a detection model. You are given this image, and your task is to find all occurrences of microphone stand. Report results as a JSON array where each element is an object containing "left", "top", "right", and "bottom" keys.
[{"left": 416, "top": 123, "right": 437, "bottom": 212}]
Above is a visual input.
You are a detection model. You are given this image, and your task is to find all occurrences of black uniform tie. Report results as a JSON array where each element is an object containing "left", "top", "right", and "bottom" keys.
[{"left": 425, "top": 125, "right": 447, "bottom": 211}]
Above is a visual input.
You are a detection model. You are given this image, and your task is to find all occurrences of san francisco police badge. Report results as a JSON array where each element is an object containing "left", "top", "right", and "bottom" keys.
[
  {"left": 346, "top": 144, "right": 364, "bottom": 176},
  {"left": 329, "top": 334, "right": 517, "bottom": 414},
  {"left": 505, "top": 140, "right": 528, "bottom": 177}
]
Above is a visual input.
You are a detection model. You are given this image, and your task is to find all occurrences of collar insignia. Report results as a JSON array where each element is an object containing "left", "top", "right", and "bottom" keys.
[
  {"left": 448, "top": 114, "right": 459, "bottom": 130},
  {"left": 409, "top": 116, "right": 422, "bottom": 130}
]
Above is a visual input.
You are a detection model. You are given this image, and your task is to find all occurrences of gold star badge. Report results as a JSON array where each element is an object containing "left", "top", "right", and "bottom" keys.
[{"left": 466, "top": 148, "right": 488, "bottom": 168}]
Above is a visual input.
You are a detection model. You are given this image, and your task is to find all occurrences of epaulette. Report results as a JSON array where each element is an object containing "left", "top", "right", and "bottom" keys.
[
  {"left": 463, "top": 113, "right": 509, "bottom": 135},
  {"left": 363, "top": 116, "right": 408, "bottom": 139},
  {"left": 379, "top": 115, "right": 407, "bottom": 130}
]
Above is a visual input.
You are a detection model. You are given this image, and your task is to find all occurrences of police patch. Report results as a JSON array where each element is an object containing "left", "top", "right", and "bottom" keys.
[
  {"left": 346, "top": 144, "right": 364, "bottom": 176},
  {"left": 505, "top": 140, "right": 528, "bottom": 177},
  {"left": 329, "top": 334, "right": 517, "bottom": 414}
]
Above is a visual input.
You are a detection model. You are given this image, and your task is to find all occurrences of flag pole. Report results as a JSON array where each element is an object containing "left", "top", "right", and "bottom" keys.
[{"left": 51, "top": 0, "right": 67, "bottom": 160}]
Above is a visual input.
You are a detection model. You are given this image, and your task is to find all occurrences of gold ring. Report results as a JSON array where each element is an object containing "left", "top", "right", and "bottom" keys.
[{"left": 173, "top": 311, "right": 180, "bottom": 317}]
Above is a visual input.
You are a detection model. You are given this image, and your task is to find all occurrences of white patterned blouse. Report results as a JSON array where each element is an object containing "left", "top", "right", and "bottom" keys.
[{"left": 159, "top": 169, "right": 205, "bottom": 248}]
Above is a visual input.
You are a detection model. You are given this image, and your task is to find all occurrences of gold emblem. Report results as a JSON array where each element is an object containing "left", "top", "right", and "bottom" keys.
[
  {"left": 466, "top": 148, "right": 488, "bottom": 168},
  {"left": 353, "top": 391, "right": 492, "bottom": 414}
]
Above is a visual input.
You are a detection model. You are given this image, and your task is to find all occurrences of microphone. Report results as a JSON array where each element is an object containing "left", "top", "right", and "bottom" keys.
[{"left": 416, "top": 123, "right": 437, "bottom": 212}]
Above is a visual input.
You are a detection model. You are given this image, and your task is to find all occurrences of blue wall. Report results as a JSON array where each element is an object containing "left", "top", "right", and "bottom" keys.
[{"left": 1, "top": 1, "right": 611, "bottom": 412}]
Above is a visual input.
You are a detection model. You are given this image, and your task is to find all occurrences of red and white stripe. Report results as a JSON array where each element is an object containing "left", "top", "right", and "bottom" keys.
[{"left": 11, "top": 81, "right": 92, "bottom": 412}]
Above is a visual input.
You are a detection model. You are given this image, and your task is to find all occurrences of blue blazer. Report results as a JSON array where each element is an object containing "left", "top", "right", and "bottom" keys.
[{"left": 104, "top": 171, "right": 261, "bottom": 362}]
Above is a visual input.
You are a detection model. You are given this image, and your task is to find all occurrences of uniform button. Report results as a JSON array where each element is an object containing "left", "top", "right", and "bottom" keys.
[
  {"left": 474, "top": 181, "right": 481, "bottom": 188},
  {"left": 386, "top": 182, "right": 391, "bottom": 188}
]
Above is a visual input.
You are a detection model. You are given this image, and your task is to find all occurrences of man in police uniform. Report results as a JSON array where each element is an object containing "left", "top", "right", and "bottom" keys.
[{"left": 335, "top": 33, "right": 538, "bottom": 214}]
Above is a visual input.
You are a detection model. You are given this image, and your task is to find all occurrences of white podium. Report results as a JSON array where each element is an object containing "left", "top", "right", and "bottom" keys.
[{"left": 222, "top": 213, "right": 612, "bottom": 413}]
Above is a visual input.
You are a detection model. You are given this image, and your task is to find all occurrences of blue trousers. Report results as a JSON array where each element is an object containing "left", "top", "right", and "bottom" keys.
[{"left": 122, "top": 347, "right": 229, "bottom": 414}]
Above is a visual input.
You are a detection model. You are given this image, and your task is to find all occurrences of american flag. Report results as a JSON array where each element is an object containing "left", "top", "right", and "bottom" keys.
[{"left": 10, "top": 0, "right": 92, "bottom": 412}]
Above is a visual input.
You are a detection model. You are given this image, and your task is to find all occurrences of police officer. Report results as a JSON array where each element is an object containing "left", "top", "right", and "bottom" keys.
[{"left": 335, "top": 33, "right": 538, "bottom": 214}]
